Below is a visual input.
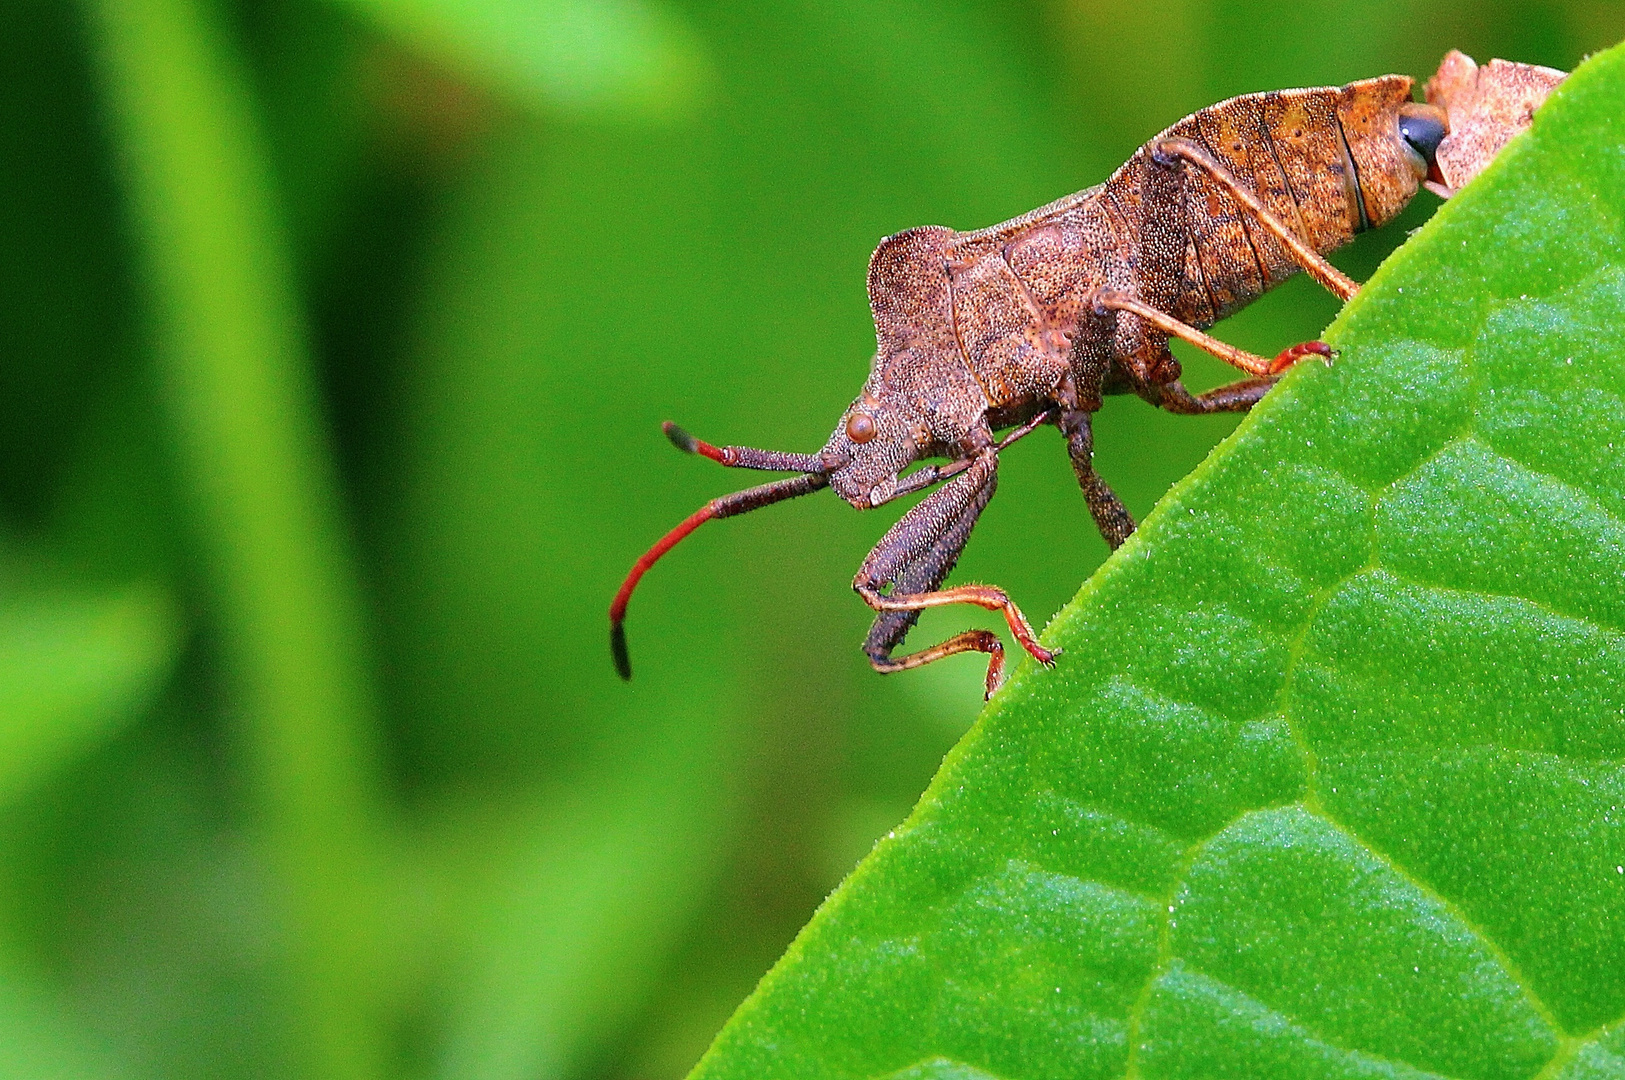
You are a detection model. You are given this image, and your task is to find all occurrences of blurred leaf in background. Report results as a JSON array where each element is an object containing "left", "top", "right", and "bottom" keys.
[
  {"left": 0, "top": 0, "right": 1619, "bottom": 1079},
  {"left": 0, "top": 578, "right": 177, "bottom": 809},
  {"left": 334, "top": 0, "right": 712, "bottom": 117}
]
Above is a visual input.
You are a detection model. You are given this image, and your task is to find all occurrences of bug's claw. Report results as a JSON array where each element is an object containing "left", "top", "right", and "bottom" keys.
[
  {"left": 1268, "top": 339, "right": 1335, "bottom": 375},
  {"left": 1014, "top": 634, "right": 1060, "bottom": 667}
]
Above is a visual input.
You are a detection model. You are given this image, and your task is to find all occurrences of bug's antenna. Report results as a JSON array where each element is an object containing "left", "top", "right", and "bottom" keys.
[
  {"left": 664, "top": 421, "right": 843, "bottom": 474},
  {"left": 610, "top": 470, "right": 829, "bottom": 679}
]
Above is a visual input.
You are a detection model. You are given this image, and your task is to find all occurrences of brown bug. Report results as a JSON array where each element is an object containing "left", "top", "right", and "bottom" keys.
[{"left": 610, "top": 56, "right": 1555, "bottom": 698}]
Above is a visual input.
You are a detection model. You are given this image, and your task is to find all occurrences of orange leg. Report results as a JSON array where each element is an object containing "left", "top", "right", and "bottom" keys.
[
  {"left": 857, "top": 582, "right": 1057, "bottom": 670},
  {"left": 1087, "top": 290, "right": 1332, "bottom": 378},
  {"left": 868, "top": 630, "right": 1007, "bottom": 700}
]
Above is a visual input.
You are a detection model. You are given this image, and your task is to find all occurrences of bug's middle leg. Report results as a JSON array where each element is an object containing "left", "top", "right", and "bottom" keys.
[
  {"left": 1058, "top": 408, "right": 1135, "bottom": 549},
  {"left": 855, "top": 454, "right": 1055, "bottom": 696},
  {"left": 1138, "top": 375, "right": 1277, "bottom": 415}
]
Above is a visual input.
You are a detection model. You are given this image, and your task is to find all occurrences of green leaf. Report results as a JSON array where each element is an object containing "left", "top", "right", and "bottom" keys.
[
  {"left": 330, "top": 0, "right": 712, "bottom": 119},
  {"left": 689, "top": 41, "right": 1625, "bottom": 1080}
]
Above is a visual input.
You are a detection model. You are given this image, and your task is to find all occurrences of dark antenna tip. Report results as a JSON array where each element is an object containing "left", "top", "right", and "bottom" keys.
[
  {"left": 611, "top": 622, "right": 632, "bottom": 680},
  {"left": 663, "top": 422, "right": 699, "bottom": 454}
]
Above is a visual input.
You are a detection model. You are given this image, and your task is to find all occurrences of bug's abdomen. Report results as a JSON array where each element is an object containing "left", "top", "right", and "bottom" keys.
[
  {"left": 1167, "top": 86, "right": 1362, "bottom": 325},
  {"left": 1159, "top": 76, "right": 1419, "bottom": 328}
]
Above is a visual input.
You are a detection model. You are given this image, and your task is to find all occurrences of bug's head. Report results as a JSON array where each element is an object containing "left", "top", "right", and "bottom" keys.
[
  {"left": 821, "top": 224, "right": 957, "bottom": 509},
  {"left": 822, "top": 380, "right": 919, "bottom": 509},
  {"left": 608, "top": 399, "right": 922, "bottom": 679}
]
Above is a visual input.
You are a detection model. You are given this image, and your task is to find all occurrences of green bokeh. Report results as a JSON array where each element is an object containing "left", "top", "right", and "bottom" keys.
[{"left": 0, "top": 0, "right": 1617, "bottom": 1077}]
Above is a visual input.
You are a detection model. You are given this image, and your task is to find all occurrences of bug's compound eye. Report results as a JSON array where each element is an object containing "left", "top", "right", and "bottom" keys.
[
  {"left": 846, "top": 411, "right": 877, "bottom": 444},
  {"left": 1398, "top": 102, "right": 1448, "bottom": 179}
]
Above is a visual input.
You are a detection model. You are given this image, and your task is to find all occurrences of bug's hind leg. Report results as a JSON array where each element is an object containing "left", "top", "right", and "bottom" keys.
[
  {"left": 1103, "top": 139, "right": 1339, "bottom": 384},
  {"left": 856, "top": 454, "right": 1053, "bottom": 697},
  {"left": 1150, "top": 137, "right": 1361, "bottom": 303},
  {"left": 1090, "top": 291, "right": 1330, "bottom": 378},
  {"left": 1059, "top": 409, "right": 1135, "bottom": 549}
]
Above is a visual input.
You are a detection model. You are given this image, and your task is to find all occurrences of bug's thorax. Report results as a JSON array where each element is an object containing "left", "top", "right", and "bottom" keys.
[{"left": 818, "top": 243, "right": 1059, "bottom": 507}]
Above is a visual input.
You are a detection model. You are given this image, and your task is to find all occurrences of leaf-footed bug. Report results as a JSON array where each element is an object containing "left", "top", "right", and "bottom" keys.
[{"left": 610, "top": 54, "right": 1562, "bottom": 699}]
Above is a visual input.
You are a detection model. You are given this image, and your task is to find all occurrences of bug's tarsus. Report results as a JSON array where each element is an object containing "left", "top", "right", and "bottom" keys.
[{"left": 874, "top": 629, "right": 1008, "bottom": 700}]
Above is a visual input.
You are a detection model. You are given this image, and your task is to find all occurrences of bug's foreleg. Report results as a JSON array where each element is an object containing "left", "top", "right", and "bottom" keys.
[
  {"left": 858, "top": 548, "right": 1007, "bottom": 698},
  {"left": 1059, "top": 409, "right": 1135, "bottom": 549},
  {"left": 1150, "top": 136, "right": 1361, "bottom": 302},
  {"left": 859, "top": 462, "right": 1000, "bottom": 692},
  {"left": 854, "top": 455, "right": 1054, "bottom": 697}
]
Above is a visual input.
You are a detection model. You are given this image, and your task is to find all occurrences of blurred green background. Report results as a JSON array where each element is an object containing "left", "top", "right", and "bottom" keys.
[{"left": 0, "top": 0, "right": 1616, "bottom": 1077}]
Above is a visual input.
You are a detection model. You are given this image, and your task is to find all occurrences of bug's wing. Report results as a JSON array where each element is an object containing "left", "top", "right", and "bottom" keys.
[{"left": 1424, "top": 51, "right": 1567, "bottom": 197}]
